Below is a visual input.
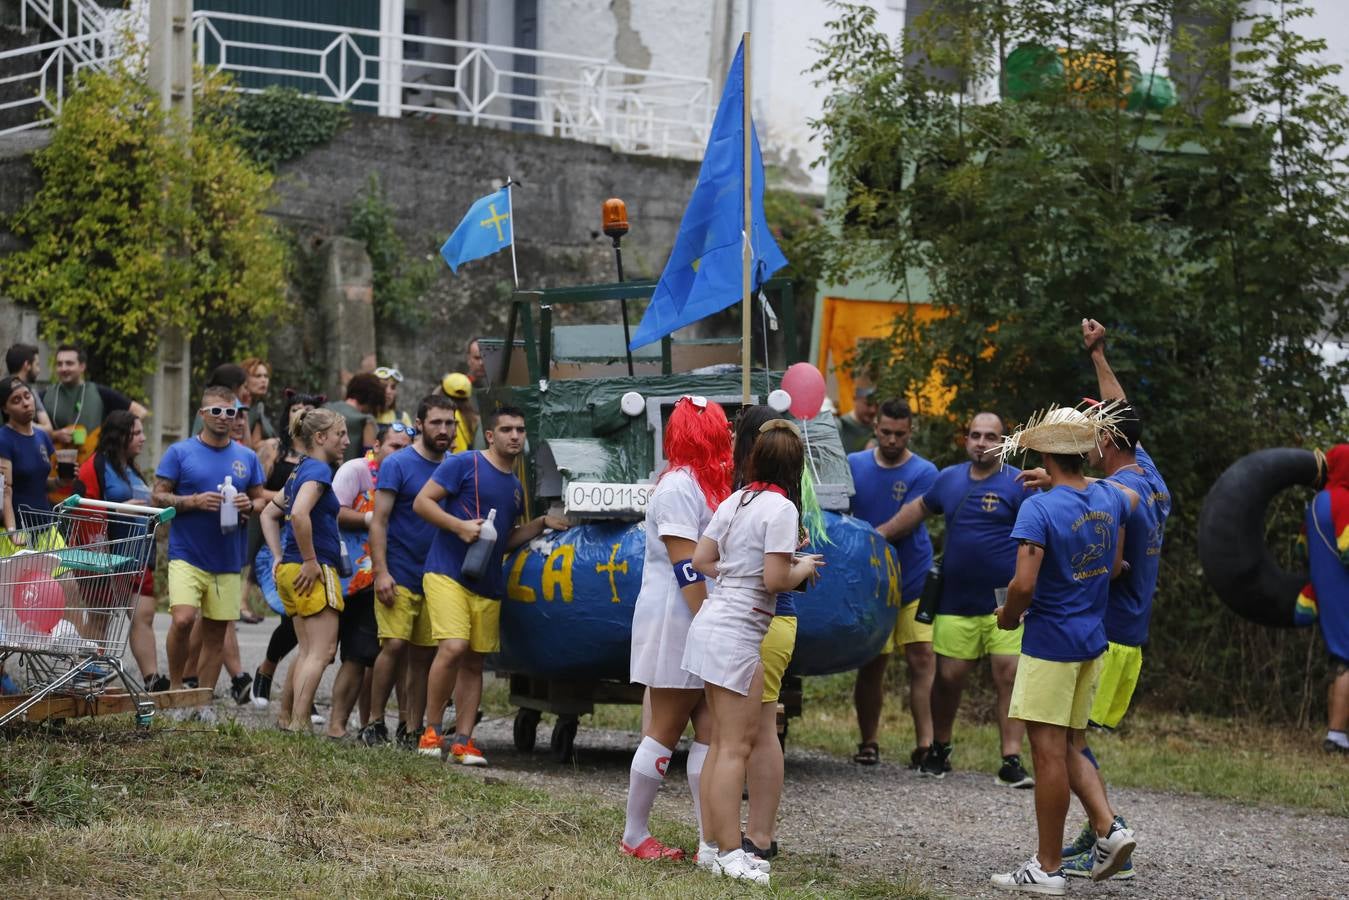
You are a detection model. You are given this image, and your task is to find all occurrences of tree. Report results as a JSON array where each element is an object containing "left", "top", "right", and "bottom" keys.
[
  {"left": 812, "top": 0, "right": 1349, "bottom": 719},
  {"left": 0, "top": 62, "right": 288, "bottom": 395}
]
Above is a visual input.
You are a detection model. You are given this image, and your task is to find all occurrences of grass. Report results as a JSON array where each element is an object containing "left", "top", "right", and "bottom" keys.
[
  {"left": 0, "top": 719, "right": 932, "bottom": 898},
  {"left": 485, "top": 670, "right": 1349, "bottom": 818}
]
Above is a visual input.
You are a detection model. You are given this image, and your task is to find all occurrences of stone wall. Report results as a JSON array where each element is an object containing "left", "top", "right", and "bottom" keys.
[{"left": 269, "top": 113, "right": 700, "bottom": 403}]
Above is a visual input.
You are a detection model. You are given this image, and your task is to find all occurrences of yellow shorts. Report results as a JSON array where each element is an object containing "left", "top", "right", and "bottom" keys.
[
  {"left": 1088, "top": 642, "right": 1143, "bottom": 729},
  {"left": 759, "top": 615, "right": 798, "bottom": 704},
  {"left": 882, "top": 600, "right": 933, "bottom": 653},
  {"left": 275, "top": 562, "right": 344, "bottom": 618},
  {"left": 1009, "top": 653, "right": 1104, "bottom": 730},
  {"left": 424, "top": 572, "right": 500, "bottom": 652},
  {"left": 375, "top": 585, "right": 436, "bottom": 646},
  {"left": 932, "top": 613, "right": 1022, "bottom": 660},
  {"left": 168, "top": 559, "right": 242, "bottom": 621}
]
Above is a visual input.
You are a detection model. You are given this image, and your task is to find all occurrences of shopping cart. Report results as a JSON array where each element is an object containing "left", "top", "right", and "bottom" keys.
[{"left": 0, "top": 495, "right": 174, "bottom": 728}]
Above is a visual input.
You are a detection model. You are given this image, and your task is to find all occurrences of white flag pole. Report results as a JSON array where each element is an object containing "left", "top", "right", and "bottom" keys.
[
  {"left": 506, "top": 175, "right": 520, "bottom": 289},
  {"left": 740, "top": 32, "right": 753, "bottom": 406}
]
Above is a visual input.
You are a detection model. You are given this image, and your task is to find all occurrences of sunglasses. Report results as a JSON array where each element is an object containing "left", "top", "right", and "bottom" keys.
[
  {"left": 201, "top": 406, "right": 241, "bottom": 419},
  {"left": 381, "top": 422, "right": 418, "bottom": 438},
  {"left": 374, "top": 366, "right": 404, "bottom": 383}
]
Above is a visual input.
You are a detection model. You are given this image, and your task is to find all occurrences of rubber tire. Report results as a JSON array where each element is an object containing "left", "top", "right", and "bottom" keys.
[
  {"left": 1198, "top": 447, "right": 1322, "bottom": 628},
  {"left": 550, "top": 714, "right": 578, "bottom": 763},
  {"left": 513, "top": 708, "right": 541, "bottom": 753}
]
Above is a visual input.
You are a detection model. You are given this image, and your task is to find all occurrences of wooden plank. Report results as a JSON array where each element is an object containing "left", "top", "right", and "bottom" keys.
[{"left": 0, "top": 688, "right": 212, "bottom": 721}]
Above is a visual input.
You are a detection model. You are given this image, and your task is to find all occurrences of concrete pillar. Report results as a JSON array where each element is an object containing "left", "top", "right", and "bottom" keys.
[{"left": 319, "top": 236, "right": 376, "bottom": 398}]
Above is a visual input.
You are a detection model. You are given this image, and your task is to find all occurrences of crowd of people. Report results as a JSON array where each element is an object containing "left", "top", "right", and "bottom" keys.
[{"left": 12, "top": 318, "right": 1340, "bottom": 894}]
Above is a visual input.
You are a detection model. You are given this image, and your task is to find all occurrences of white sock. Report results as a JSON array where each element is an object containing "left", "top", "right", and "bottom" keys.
[
  {"left": 687, "top": 740, "right": 710, "bottom": 843},
  {"left": 1328, "top": 730, "right": 1349, "bottom": 748},
  {"left": 622, "top": 737, "right": 672, "bottom": 848}
]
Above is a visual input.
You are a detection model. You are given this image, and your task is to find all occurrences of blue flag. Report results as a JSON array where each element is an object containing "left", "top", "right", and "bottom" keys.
[
  {"left": 440, "top": 187, "right": 513, "bottom": 273},
  {"left": 628, "top": 41, "right": 787, "bottom": 351}
]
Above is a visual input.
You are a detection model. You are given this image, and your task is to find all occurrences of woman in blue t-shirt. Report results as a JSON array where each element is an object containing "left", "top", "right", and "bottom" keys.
[
  {"left": 73, "top": 410, "right": 160, "bottom": 688},
  {"left": 0, "top": 375, "right": 56, "bottom": 536},
  {"left": 261, "top": 406, "right": 349, "bottom": 732}
]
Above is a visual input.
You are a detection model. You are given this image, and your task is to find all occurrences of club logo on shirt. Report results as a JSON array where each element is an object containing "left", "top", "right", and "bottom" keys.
[
  {"left": 39, "top": 444, "right": 49, "bottom": 465},
  {"left": 892, "top": 482, "right": 907, "bottom": 502},
  {"left": 981, "top": 492, "right": 999, "bottom": 513},
  {"left": 232, "top": 459, "right": 247, "bottom": 480},
  {"left": 1070, "top": 510, "right": 1115, "bottom": 580}
]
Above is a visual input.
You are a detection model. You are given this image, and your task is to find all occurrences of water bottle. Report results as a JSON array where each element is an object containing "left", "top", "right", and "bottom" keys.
[
  {"left": 338, "top": 537, "right": 353, "bottom": 578},
  {"left": 219, "top": 475, "right": 238, "bottom": 534},
  {"left": 461, "top": 509, "right": 498, "bottom": 582}
]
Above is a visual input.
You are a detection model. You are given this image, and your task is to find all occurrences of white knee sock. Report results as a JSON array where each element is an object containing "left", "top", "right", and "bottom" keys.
[
  {"left": 687, "top": 740, "right": 710, "bottom": 844},
  {"left": 622, "top": 736, "right": 672, "bottom": 848},
  {"left": 1328, "top": 730, "right": 1349, "bottom": 749}
]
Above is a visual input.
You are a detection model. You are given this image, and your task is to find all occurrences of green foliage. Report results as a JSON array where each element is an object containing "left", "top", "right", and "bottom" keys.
[
  {"left": 0, "top": 65, "right": 288, "bottom": 395},
  {"left": 345, "top": 174, "right": 438, "bottom": 329},
  {"left": 813, "top": 0, "right": 1349, "bottom": 719},
  {"left": 205, "top": 85, "right": 347, "bottom": 170}
]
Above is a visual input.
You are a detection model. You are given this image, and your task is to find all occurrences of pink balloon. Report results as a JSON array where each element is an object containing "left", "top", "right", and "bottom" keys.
[
  {"left": 781, "top": 363, "right": 826, "bottom": 420},
  {"left": 14, "top": 567, "right": 64, "bottom": 634}
]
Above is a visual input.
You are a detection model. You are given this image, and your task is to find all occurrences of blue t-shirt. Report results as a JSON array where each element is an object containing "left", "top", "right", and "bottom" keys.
[
  {"left": 280, "top": 456, "right": 342, "bottom": 568},
  {"left": 156, "top": 436, "right": 264, "bottom": 573},
  {"left": 102, "top": 460, "right": 152, "bottom": 546},
  {"left": 1308, "top": 491, "right": 1349, "bottom": 662},
  {"left": 376, "top": 446, "right": 441, "bottom": 591},
  {"left": 848, "top": 449, "right": 938, "bottom": 603},
  {"left": 1010, "top": 481, "right": 1129, "bottom": 662},
  {"left": 1102, "top": 446, "right": 1170, "bottom": 646},
  {"left": 923, "top": 462, "right": 1028, "bottom": 616},
  {"left": 424, "top": 450, "right": 524, "bottom": 600},
  {"left": 0, "top": 426, "right": 54, "bottom": 515},
  {"left": 774, "top": 591, "right": 797, "bottom": 617}
]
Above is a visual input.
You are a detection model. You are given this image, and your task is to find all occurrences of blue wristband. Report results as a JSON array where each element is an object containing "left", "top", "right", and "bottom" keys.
[{"left": 672, "top": 559, "right": 705, "bottom": 588}]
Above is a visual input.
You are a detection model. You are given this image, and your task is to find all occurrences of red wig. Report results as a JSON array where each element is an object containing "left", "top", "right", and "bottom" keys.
[{"left": 660, "top": 396, "right": 732, "bottom": 509}]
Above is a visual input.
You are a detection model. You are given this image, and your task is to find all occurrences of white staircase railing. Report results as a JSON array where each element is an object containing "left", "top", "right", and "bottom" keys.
[{"left": 19, "top": 0, "right": 111, "bottom": 65}]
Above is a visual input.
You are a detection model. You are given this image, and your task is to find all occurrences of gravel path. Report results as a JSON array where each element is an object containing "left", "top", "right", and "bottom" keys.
[{"left": 147, "top": 615, "right": 1349, "bottom": 898}]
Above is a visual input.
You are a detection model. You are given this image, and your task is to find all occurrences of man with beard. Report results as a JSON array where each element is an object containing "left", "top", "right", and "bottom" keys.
[
  {"left": 362, "top": 395, "right": 458, "bottom": 746},
  {"left": 881, "top": 412, "right": 1034, "bottom": 786},
  {"left": 413, "top": 406, "right": 569, "bottom": 766},
  {"left": 847, "top": 398, "right": 938, "bottom": 768}
]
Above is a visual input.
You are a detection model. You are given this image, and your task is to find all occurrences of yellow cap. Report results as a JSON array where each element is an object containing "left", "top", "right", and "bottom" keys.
[{"left": 441, "top": 372, "right": 473, "bottom": 399}]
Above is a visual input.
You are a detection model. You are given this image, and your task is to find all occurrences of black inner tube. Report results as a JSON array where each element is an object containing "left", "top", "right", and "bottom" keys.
[{"left": 1198, "top": 448, "right": 1322, "bottom": 628}]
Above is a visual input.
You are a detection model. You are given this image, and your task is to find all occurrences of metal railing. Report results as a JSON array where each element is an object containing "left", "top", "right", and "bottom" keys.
[
  {"left": 19, "top": 0, "right": 111, "bottom": 64},
  {"left": 191, "top": 10, "right": 713, "bottom": 159},
  {"left": 0, "top": 31, "right": 116, "bottom": 135}
]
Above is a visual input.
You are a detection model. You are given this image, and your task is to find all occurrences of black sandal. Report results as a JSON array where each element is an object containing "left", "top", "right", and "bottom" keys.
[{"left": 853, "top": 741, "right": 880, "bottom": 765}]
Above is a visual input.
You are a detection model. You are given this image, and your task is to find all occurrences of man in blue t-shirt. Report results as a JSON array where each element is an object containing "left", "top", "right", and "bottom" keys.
[
  {"left": 363, "top": 394, "right": 458, "bottom": 748},
  {"left": 153, "top": 386, "right": 265, "bottom": 701},
  {"left": 884, "top": 411, "right": 1035, "bottom": 787},
  {"left": 847, "top": 397, "right": 939, "bottom": 769},
  {"left": 990, "top": 406, "right": 1139, "bottom": 894},
  {"left": 412, "top": 405, "right": 569, "bottom": 766}
]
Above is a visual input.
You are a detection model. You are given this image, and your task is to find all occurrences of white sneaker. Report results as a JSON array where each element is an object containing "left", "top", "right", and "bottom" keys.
[
  {"left": 1091, "top": 821, "right": 1136, "bottom": 881},
  {"left": 695, "top": 842, "right": 719, "bottom": 872},
  {"left": 713, "top": 848, "right": 770, "bottom": 886},
  {"left": 744, "top": 851, "right": 771, "bottom": 875},
  {"left": 991, "top": 856, "right": 1067, "bottom": 895},
  {"left": 310, "top": 712, "right": 325, "bottom": 726},
  {"left": 251, "top": 695, "right": 270, "bottom": 710}
]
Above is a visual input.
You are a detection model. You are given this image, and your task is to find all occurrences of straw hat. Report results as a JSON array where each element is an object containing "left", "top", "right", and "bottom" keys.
[
  {"left": 996, "top": 400, "right": 1126, "bottom": 462},
  {"left": 441, "top": 372, "right": 473, "bottom": 399}
]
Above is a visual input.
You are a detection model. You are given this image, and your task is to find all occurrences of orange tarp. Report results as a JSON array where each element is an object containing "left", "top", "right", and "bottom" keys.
[{"left": 817, "top": 297, "right": 953, "bottom": 416}]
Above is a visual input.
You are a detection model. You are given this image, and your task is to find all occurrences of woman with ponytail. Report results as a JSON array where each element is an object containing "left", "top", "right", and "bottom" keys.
[
  {"left": 620, "top": 396, "right": 733, "bottom": 862},
  {"left": 684, "top": 421, "right": 823, "bottom": 886}
]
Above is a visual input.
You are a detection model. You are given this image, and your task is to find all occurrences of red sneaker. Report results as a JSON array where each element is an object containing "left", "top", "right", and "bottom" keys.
[{"left": 619, "top": 836, "right": 687, "bottom": 861}]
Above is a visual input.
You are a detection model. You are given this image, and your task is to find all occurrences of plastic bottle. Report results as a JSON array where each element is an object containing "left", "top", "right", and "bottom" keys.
[
  {"left": 461, "top": 508, "right": 498, "bottom": 582},
  {"left": 338, "top": 536, "right": 353, "bottom": 578},
  {"left": 219, "top": 475, "right": 238, "bottom": 534}
]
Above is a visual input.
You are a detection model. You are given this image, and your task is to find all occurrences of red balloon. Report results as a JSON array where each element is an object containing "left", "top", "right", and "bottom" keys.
[
  {"left": 14, "top": 567, "right": 64, "bottom": 634},
  {"left": 781, "top": 363, "right": 827, "bottom": 420}
]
